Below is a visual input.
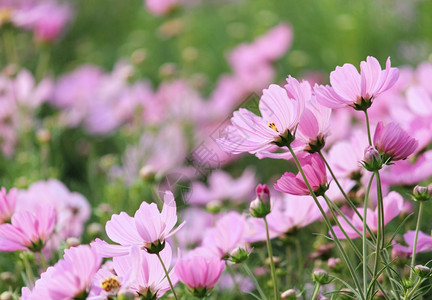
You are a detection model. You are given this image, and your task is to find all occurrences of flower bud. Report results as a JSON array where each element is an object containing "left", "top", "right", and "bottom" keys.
[
  {"left": 362, "top": 146, "right": 382, "bottom": 172},
  {"left": 327, "top": 257, "right": 343, "bottom": 272},
  {"left": 139, "top": 165, "right": 156, "bottom": 182},
  {"left": 281, "top": 289, "right": 298, "bottom": 299},
  {"left": 230, "top": 247, "right": 249, "bottom": 264},
  {"left": 206, "top": 201, "right": 222, "bottom": 214},
  {"left": 250, "top": 184, "right": 271, "bottom": 218},
  {"left": 311, "top": 268, "right": 331, "bottom": 285},
  {"left": 412, "top": 185, "right": 432, "bottom": 202},
  {"left": 0, "top": 292, "right": 13, "bottom": 300},
  {"left": 414, "top": 265, "right": 431, "bottom": 278},
  {"left": 66, "top": 237, "right": 81, "bottom": 248},
  {"left": 402, "top": 279, "right": 414, "bottom": 290}
]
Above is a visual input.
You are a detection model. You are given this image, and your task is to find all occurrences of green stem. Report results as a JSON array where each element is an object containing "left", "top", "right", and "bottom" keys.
[
  {"left": 226, "top": 262, "right": 246, "bottom": 300},
  {"left": 39, "top": 251, "right": 48, "bottom": 271},
  {"left": 409, "top": 201, "right": 424, "bottom": 281},
  {"left": 294, "top": 238, "right": 304, "bottom": 287},
  {"left": 404, "top": 278, "right": 422, "bottom": 300},
  {"left": 362, "top": 174, "right": 374, "bottom": 297},
  {"left": 364, "top": 110, "right": 373, "bottom": 146},
  {"left": 319, "top": 151, "right": 376, "bottom": 240},
  {"left": 264, "top": 216, "right": 280, "bottom": 300},
  {"left": 288, "top": 146, "right": 364, "bottom": 300},
  {"left": 243, "top": 263, "right": 267, "bottom": 300},
  {"left": 311, "top": 282, "right": 321, "bottom": 300},
  {"left": 35, "top": 47, "right": 51, "bottom": 81},
  {"left": 21, "top": 253, "right": 35, "bottom": 289},
  {"left": 156, "top": 252, "right": 178, "bottom": 300},
  {"left": 2, "top": 29, "right": 19, "bottom": 64}
]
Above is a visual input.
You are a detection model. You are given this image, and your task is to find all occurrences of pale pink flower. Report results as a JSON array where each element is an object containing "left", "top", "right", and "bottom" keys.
[
  {"left": 11, "top": 69, "right": 53, "bottom": 109},
  {"left": 93, "top": 191, "right": 184, "bottom": 256},
  {"left": 275, "top": 153, "right": 328, "bottom": 196},
  {"left": 373, "top": 121, "right": 418, "bottom": 162},
  {"left": 315, "top": 56, "right": 399, "bottom": 110},
  {"left": 202, "top": 212, "right": 247, "bottom": 258},
  {"left": 116, "top": 244, "right": 176, "bottom": 298},
  {"left": 24, "top": 245, "right": 101, "bottom": 300},
  {"left": 217, "top": 77, "right": 306, "bottom": 155},
  {"left": 187, "top": 168, "right": 256, "bottom": 206},
  {"left": 175, "top": 252, "right": 225, "bottom": 296},
  {"left": 332, "top": 191, "right": 405, "bottom": 239},
  {"left": 0, "top": 204, "right": 56, "bottom": 252},
  {"left": 0, "top": 187, "right": 16, "bottom": 224},
  {"left": 393, "top": 230, "right": 432, "bottom": 257},
  {"left": 175, "top": 208, "right": 214, "bottom": 249}
]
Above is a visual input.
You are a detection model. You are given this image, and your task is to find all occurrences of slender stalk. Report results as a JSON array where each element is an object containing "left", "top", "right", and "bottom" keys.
[
  {"left": 21, "top": 253, "right": 35, "bottom": 289},
  {"left": 409, "top": 201, "right": 424, "bottom": 281},
  {"left": 404, "top": 278, "right": 422, "bottom": 300},
  {"left": 243, "top": 263, "right": 267, "bottom": 300},
  {"left": 311, "top": 282, "right": 321, "bottom": 300},
  {"left": 264, "top": 216, "right": 280, "bottom": 300},
  {"left": 156, "top": 252, "right": 178, "bottom": 300},
  {"left": 364, "top": 110, "right": 372, "bottom": 146},
  {"left": 226, "top": 262, "right": 246, "bottom": 300},
  {"left": 362, "top": 174, "right": 374, "bottom": 297},
  {"left": 39, "top": 251, "right": 48, "bottom": 271},
  {"left": 3, "top": 29, "right": 19, "bottom": 64},
  {"left": 288, "top": 146, "right": 364, "bottom": 300},
  {"left": 35, "top": 47, "right": 51, "bottom": 81},
  {"left": 294, "top": 238, "right": 304, "bottom": 286}
]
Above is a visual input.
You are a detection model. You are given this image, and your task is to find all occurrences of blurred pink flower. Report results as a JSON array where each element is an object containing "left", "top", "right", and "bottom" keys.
[
  {"left": 93, "top": 191, "right": 184, "bottom": 256},
  {"left": 175, "top": 253, "right": 225, "bottom": 297},
  {"left": 315, "top": 56, "right": 399, "bottom": 110},
  {"left": 175, "top": 208, "right": 214, "bottom": 249},
  {"left": 393, "top": 230, "right": 432, "bottom": 257},
  {"left": 17, "top": 179, "right": 91, "bottom": 240},
  {"left": 373, "top": 121, "right": 418, "bottom": 162},
  {"left": 145, "top": 0, "right": 179, "bottom": 16},
  {"left": 187, "top": 168, "right": 256, "bottom": 206},
  {"left": 332, "top": 191, "right": 405, "bottom": 239},
  {"left": 0, "top": 204, "right": 56, "bottom": 252},
  {"left": 24, "top": 245, "right": 101, "bottom": 300},
  {"left": 202, "top": 212, "right": 247, "bottom": 258},
  {"left": 11, "top": 69, "right": 53, "bottom": 109},
  {"left": 0, "top": 187, "right": 16, "bottom": 224},
  {"left": 217, "top": 77, "right": 306, "bottom": 155},
  {"left": 275, "top": 153, "right": 328, "bottom": 196}
]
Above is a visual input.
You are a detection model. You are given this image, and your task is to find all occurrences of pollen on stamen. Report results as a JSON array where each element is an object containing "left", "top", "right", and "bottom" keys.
[
  {"left": 101, "top": 276, "right": 121, "bottom": 293},
  {"left": 268, "top": 122, "right": 279, "bottom": 132}
]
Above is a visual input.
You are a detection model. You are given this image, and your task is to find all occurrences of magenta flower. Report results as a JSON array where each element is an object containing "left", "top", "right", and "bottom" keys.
[
  {"left": 393, "top": 230, "right": 432, "bottom": 257},
  {"left": 24, "top": 245, "right": 101, "bottom": 300},
  {"left": 332, "top": 191, "right": 405, "bottom": 239},
  {"left": 275, "top": 153, "right": 328, "bottom": 196},
  {"left": 0, "top": 187, "right": 16, "bottom": 224},
  {"left": 93, "top": 191, "right": 184, "bottom": 256},
  {"left": 175, "top": 252, "right": 225, "bottom": 298},
  {"left": 0, "top": 204, "right": 56, "bottom": 252},
  {"left": 373, "top": 121, "right": 418, "bottom": 162},
  {"left": 217, "top": 76, "right": 306, "bottom": 155},
  {"left": 315, "top": 56, "right": 399, "bottom": 110}
]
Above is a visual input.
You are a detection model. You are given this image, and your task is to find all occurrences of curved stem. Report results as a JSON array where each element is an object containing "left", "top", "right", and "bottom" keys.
[
  {"left": 35, "top": 47, "right": 51, "bottom": 81},
  {"left": 264, "top": 216, "right": 280, "bottom": 300},
  {"left": 362, "top": 174, "right": 374, "bottom": 297},
  {"left": 226, "top": 262, "right": 246, "bottom": 300},
  {"left": 409, "top": 201, "right": 424, "bottom": 281},
  {"left": 39, "top": 251, "right": 48, "bottom": 271},
  {"left": 156, "top": 252, "right": 178, "bottom": 300},
  {"left": 319, "top": 151, "right": 376, "bottom": 241},
  {"left": 243, "top": 263, "right": 267, "bottom": 300},
  {"left": 288, "top": 146, "right": 364, "bottom": 300},
  {"left": 311, "top": 282, "right": 321, "bottom": 300},
  {"left": 21, "top": 253, "right": 35, "bottom": 289},
  {"left": 364, "top": 110, "right": 373, "bottom": 146},
  {"left": 404, "top": 278, "right": 422, "bottom": 300}
]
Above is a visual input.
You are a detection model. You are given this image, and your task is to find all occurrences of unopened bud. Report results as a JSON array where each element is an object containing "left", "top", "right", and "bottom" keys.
[
  {"left": 87, "top": 222, "right": 103, "bottom": 237},
  {"left": 0, "top": 272, "right": 13, "bottom": 282},
  {"left": 230, "top": 247, "right": 249, "bottom": 264},
  {"left": 206, "top": 201, "right": 222, "bottom": 214},
  {"left": 0, "top": 291, "right": 13, "bottom": 300},
  {"left": 250, "top": 184, "right": 271, "bottom": 218},
  {"left": 362, "top": 146, "right": 382, "bottom": 172},
  {"left": 412, "top": 185, "right": 432, "bottom": 202},
  {"left": 312, "top": 268, "right": 331, "bottom": 285},
  {"left": 66, "top": 237, "right": 81, "bottom": 248},
  {"left": 402, "top": 279, "right": 414, "bottom": 290},
  {"left": 281, "top": 289, "right": 298, "bottom": 299},
  {"left": 139, "top": 166, "right": 155, "bottom": 182},
  {"left": 414, "top": 265, "right": 431, "bottom": 278},
  {"left": 256, "top": 184, "right": 270, "bottom": 204}
]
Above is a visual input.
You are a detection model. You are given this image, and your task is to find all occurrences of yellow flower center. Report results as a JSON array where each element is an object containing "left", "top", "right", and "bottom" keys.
[
  {"left": 268, "top": 122, "right": 279, "bottom": 132},
  {"left": 0, "top": 9, "right": 11, "bottom": 24},
  {"left": 100, "top": 276, "right": 121, "bottom": 292}
]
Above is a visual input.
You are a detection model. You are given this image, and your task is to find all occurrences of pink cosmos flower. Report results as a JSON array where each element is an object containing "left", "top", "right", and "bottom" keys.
[
  {"left": 187, "top": 168, "right": 256, "bottom": 206},
  {"left": 93, "top": 191, "right": 184, "bottom": 256},
  {"left": 217, "top": 77, "right": 306, "bottom": 155},
  {"left": 0, "top": 187, "right": 16, "bottom": 224},
  {"left": 113, "top": 244, "right": 176, "bottom": 298},
  {"left": 393, "top": 230, "right": 432, "bottom": 257},
  {"left": 175, "top": 208, "right": 214, "bottom": 249},
  {"left": 315, "top": 56, "right": 399, "bottom": 110},
  {"left": 175, "top": 252, "right": 225, "bottom": 297},
  {"left": 0, "top": 204, "right": 56, "bottom": 252},
  {"left": 275, "top": 153, "right": 328, "bottom": 196},
  {"left": 332, "top": 191, "right": 405, "bottom": 239},
  {"left": 11, "top": 69, "right": 53, "bottom": 109},
  {"left": 373, "top": 121, "right": 418, "bottom": 162},
  {"left": 24, "top": 245, "right": 101, "bottom": 300},
  {"left": 202, "top": 212, "right": 247, "bottom": 258}
]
